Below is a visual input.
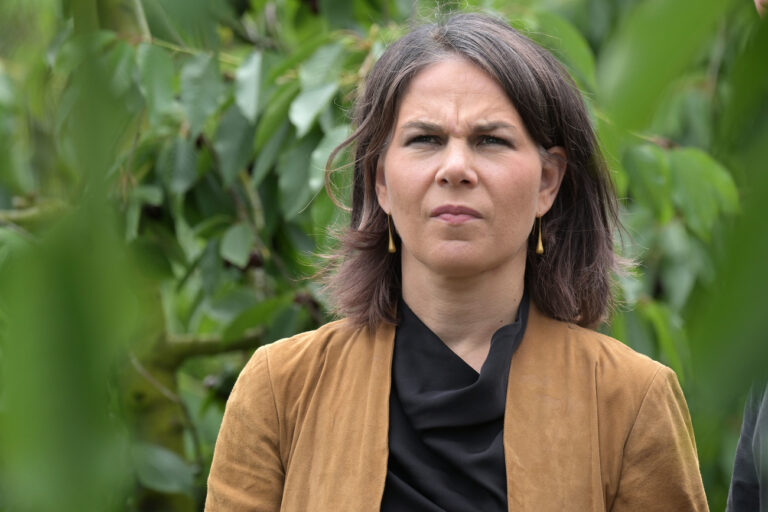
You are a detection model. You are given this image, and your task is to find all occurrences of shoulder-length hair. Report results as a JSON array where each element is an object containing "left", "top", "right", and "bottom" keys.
[{"left": 323, "top": 12, "right": 620, "bottom": 329}]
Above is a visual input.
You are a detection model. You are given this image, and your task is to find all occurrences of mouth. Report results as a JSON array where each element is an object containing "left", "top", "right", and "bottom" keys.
[{"left": 430, "top": 205, "right": 482, "bottom": 225}]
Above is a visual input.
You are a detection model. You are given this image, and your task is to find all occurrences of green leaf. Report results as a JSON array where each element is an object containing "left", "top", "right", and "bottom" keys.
[
  {"left": 596, "top": 0, "right": 733, "bottom": 131},
  {"left": 298, "top": 43, "right": 345, "bottom": 90},
  {"left": 277, "top": 133, "right": 322, "bottom": 220},
  {"left": 206, "top": 288, "right": 261, "bottom": 324},
  {"left": 596, "top": 112, "right": 628, "bottom": 196},
  {"left": 254, "top": 80, "right": 299, "bottom": 151},
  {"left": 141, "top": 0, "right": 219, "bottom": 49},
  {"left": 669, "top": 147, "right": 739, "bottom": 240},
  {"left": 219, "top": 222, "right": 255, "bottom": 268},
  {"left": 172, "top": 196, "right": 200, "bottom": 261},
  {"left": 193, "top": 214, "right": 232, "bottom": 239},
  {"left": 0, "top": 69, "right": 14, "bottom": 107},
  {"left": 180, "top": 53, "right": 224, "bottom": 136},
  {"left": 132, "top": 184, "right": 164, "bottom": 207},
  {"left": 126, "top": 185, "right": 165, "bottom": 241},
  {"left": 527, "top": 10, "right": 597, "bottom": 92},
  {"left": 253, "top": 120, "right": 290, "bottom": 187},
  {"left": 0, "top": 227, "right": 31, "bottom": 268},
  {"left": 157, "top": 136, "right": 198, "bottom": 195},
  {"left": 289, "top": 82, "right": 338, "bottom": 138},
  {"left": 618, "top": 309, "right": 656, "bottom": 357},
  {"left": 136, "top": 43, "right": 176, "bottom": 124},
  {"left": 640, "top": 301, "right": 687, "bottom": 383},
  {"left": 309, "top": 124, "right": 349, "bottom": 192},
  {"left": 623, "top": 144, "right": 674, "bottom": 224},
  {"left": 222, "top": 294, "right": 294, "bottom": 343},
  {"left": 213, "top": 105, "right": 256, "bottom": 186},
  {"left": 659, "top": 220, "right": 699, "bottom": 311},
  {"left": 131, "top": 442, "right": 195, "bottom": 495},
  {"left": 311, "top": 190, "right": 340, "bottom": 248},
  {"left": 235, "top": 51, "right": 262, "bottom": 123}
]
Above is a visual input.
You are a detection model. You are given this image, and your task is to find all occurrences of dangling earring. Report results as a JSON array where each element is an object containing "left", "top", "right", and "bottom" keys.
[
  {"left": 536, "top": 215, "right": 544, "bottom": 255},
  {"left": 387, "top": 214, "right": 396, "bottom": 254}
]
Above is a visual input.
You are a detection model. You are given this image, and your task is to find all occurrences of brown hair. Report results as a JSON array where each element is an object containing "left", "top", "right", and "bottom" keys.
[{"left": 324, "top": 12, "right": 620, "bottom": 329}]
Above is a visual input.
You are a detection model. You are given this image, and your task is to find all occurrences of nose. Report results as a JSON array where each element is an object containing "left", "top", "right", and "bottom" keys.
[{"left": 434, "top": 139, "right": 478, "bottom": 187}]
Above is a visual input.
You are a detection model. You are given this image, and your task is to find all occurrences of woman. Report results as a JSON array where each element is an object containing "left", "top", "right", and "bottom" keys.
[{"left": 205, "top": 13, "right": 707, "bottom": 511}]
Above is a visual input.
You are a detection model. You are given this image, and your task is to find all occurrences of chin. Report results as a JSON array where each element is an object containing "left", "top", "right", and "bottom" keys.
[
  {"left": 420, "top": 251, "right": 504, "bottom": 279},
  {"left": 409, "top": 241, "right": 527, "bottom": 280}
]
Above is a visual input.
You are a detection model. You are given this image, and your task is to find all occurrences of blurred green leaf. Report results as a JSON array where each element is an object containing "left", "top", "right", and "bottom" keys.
[
  {"left": 640, "top": 301, "right": 687, "bottom": 382},
  {"left": 254, "top": 80, "right": 299, "bottom": 151},
  {"left": 597, "top": 0, "right": 735, "bottom": 131},
  {"left": 235, "top": 50, "right": 262, "bottom": 123},
  {"left": 141, "top": 0, "right": 219, "bottom": 49},
  {"left": 133, "top": 184, "right": 164, "bottom": 207},
  {"left": 253, "top": 120, "right": 290, "bottom": 186},
  {"left": 658, "top": 220, "right": 706, "bottom": 311},
  {"left": 157, "top": 136, "right": 197, "bottom": 195},
  {"left": 290, "top": 82, "right": 338, "bottom": 138},
  {"left": 213, "top": 105, "right": 256, "bottom": 186},
  {"left": 126, "top": 184, "right": 165, "bottom": 241},
  {"left": 623, "top": 144, "right": 674, "bottom": 224},
  {"left": 222, "top": 294, "right": 294, "bottom": 343},
  {"left": 277, "top": 132, "right": 321, "bottom": 219},
  {"left": 180, "top": 53, "right": 224, "bottom": 136},
  {"left": 136, "top": 43, "right": 177, "bottom": 125},
  {"left": 219, "top": 222, "right": 255, "bottom": 268},
  {"left": 298, "top": 43, "right": 345, "bottom": 89},
  {"left": 527, "top": 10, "right": 597, "bottom": 92},
  {"left": 310, "top": 124, "right": 349, "bottom": 192},
  {"left": 0, "top": 227, "right": 30, "bottom": 268},
  {"left": 131, "top": 441, "right": 195, "bottom": 495},
  {"left": 669, "top": 147, "right": 739, "bottom": 240}
]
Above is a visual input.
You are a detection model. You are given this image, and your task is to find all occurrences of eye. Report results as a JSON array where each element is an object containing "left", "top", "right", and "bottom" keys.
[
  {"left": 477, "top": 135, "right": 512, "bottom": 147},
  {"left": 406, "top": 134, "right": 442, "bottom": 146}
]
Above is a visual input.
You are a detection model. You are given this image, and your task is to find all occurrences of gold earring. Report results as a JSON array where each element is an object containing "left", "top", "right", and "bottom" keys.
[
  {"left": 387, "top": 214, "right": 396, "bottom": 254},
  {"left": 536, "top": 215, "right": 544, "bottom": 255}
]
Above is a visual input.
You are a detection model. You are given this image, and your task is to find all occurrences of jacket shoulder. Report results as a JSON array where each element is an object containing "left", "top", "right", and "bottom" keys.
[
  {"left": 535, "top": 311, "right": 666, "bottom": 382},
  {"left": 522, "top": 308, "right": 675, "bottom": 420},
  {"left": 247, "top": 318, "right": 393, "bottom": 406}
]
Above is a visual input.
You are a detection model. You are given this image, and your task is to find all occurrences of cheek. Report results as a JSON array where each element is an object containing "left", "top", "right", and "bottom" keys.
[
  {"left": 492, "top": 168, "right": 541, "bottom": 223},
  {"left": 382, "top": 159, "right": 428, "bottom": 214}
]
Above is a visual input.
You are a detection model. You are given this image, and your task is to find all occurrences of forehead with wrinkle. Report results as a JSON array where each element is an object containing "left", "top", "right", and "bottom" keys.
[{"left": 395, "top": 56, "right": 525, "bottom": 136}]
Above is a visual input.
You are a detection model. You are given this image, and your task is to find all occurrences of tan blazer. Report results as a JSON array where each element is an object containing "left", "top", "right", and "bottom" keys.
[{"left": 205, "top": 305, "right": 708, "bottom": 511}]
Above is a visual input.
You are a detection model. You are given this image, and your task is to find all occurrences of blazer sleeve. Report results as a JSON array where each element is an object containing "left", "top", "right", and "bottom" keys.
[
  {"left": 611, "top": 366, "right": 709, "bottom": 511},
  {"left": 205, "top": 347, "right": 284, "bottom": 511}
]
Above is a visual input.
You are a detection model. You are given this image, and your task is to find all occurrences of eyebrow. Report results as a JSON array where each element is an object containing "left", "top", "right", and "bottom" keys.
[{"left": 400, "top": 120, "right": 519, "bottom": 134}]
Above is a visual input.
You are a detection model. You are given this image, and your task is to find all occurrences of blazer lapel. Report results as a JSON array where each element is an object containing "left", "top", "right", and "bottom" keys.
[{"left": 503, "top": 306, "right": 605, "bottom": 511}]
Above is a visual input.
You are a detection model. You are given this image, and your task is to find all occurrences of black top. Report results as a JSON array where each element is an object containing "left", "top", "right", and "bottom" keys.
[
  {"left": 727, "top": 382, "right": 768, "bottom": 512},
  {"left": 380, "top": 293, "right": 530, "bottom": 512}
]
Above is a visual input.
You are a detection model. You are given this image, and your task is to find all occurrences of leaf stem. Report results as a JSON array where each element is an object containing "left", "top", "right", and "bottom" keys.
[
  {"left": 132, "top": 0, "right": 153, "bottom": 42},
  {"left": 151, "top": 38, "right": 240, "bottom": 66}
]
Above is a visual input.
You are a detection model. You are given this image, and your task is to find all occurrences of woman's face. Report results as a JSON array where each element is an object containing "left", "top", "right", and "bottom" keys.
[{"left": 376, "top": 56, "right": 566, "bottom": 280}]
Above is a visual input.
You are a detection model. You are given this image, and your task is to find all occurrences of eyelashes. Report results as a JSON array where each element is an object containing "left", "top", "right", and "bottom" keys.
[
  {"left": 477, "top": 135, "right": 512, "bottom": 147},
  {"left": 406, "top": 134, "right": 442, "bottom": 145},
  {"left": 405, "top": 134, "right": 514, "bottom": 148}
]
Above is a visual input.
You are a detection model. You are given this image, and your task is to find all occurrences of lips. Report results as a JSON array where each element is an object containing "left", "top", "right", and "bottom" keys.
[{"left": 430, "top": 205, "right": 482, "bottom": 224}]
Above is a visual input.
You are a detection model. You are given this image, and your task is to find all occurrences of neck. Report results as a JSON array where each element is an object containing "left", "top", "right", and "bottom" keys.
[{"left": 401, "top": 254, "right": 525, "bottom": 371}]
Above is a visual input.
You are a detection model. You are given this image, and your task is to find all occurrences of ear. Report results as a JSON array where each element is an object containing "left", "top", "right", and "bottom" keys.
[
  {"left": 538, "top": 146, "right": 567, "bottom": 215},
  {"left": 375, "top": 159, "right": 390, "bottom": 213}
]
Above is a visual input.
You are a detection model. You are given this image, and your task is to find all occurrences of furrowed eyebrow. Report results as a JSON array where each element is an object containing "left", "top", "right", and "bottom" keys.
[
  {"left": 472, "top": 122, "right": 518, "bottom": 134},
  {"left": 401, "top": 121, "right": 443, "bottom": 132},
  {"left": 400, "top": 120, "right": 519, "bottom": 134}
]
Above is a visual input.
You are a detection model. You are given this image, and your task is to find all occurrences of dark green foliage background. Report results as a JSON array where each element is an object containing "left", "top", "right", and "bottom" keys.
[{"left": 0, "top": 0, "right": 766, "bottom": 510}]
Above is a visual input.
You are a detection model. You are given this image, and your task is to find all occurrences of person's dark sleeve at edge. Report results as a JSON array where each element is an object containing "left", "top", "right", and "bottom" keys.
[{"left": 727, "top": 382, "right": 768, "bottom": 512}]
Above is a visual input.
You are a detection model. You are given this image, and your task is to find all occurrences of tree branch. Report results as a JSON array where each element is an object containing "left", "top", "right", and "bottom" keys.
[
  {"left": 153, "top": 327, "right": 265, "bottom": 368},
  {"left": 0, "top": 203, "right": 67, "bottom": 229}
]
